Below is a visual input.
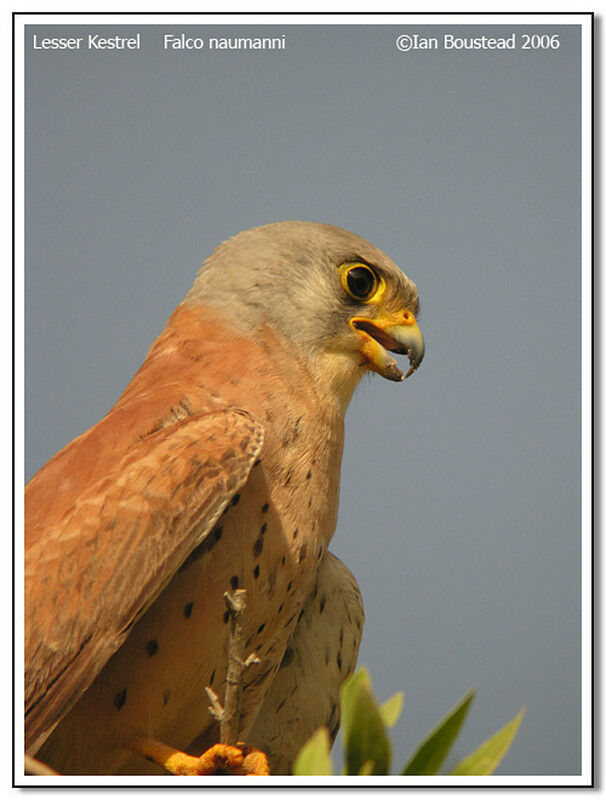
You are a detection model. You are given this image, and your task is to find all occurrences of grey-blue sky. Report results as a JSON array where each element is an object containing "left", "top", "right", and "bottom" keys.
[{"left": 25, "top": 22, "right": 582, "bottom": 775}]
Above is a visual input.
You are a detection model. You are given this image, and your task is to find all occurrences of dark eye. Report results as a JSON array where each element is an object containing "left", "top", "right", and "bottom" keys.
[{"left": 345, "top": 266, "right": 377, "bottom": 299}]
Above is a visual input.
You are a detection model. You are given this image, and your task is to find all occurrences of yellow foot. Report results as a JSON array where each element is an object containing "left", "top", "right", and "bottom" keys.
[
  {"left": 198, "top": 743, "right": 270, "bottom": 775},
  {"left": 130, "top": 737, "right": 270, "bottom": 776},
  {"left": 238, "top": 743, "right": 271, "bottom": 776}
]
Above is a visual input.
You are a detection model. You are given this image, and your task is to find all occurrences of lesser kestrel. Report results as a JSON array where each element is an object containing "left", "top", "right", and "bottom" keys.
[{"left": 25, "top": 221, "right": 424, "bottom": 775}]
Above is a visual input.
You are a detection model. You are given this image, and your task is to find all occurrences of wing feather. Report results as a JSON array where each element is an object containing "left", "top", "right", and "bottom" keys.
[{"left": 25, "top": 409, "right": 263, "bottom": 753}]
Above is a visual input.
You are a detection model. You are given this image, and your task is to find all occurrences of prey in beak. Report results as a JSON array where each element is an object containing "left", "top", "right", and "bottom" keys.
[{"left": 350, "top": 309, "right": 425, "bottom": 382}]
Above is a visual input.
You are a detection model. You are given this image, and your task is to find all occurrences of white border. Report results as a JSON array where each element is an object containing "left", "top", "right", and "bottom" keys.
[
  {"left": 579, "top": 13, "right": 593, "bottom": 786},
  {"left": 9, "top": 12, "right": 595, "bottom": 25},
  {"left": 14, "top": 11, "right": 593, "bottom": 789}
]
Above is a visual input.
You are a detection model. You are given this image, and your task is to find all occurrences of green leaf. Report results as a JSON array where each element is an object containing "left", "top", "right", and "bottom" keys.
[
  {"left": 358, "top": 760, "right": 375, "bottom": 775},
  {"left": 292, "top": 727, "right": 334, "bottom": 775},
  {"left": 341, "top": 667, "right": 391, "bottom": 775},
  {"left": 401, "top": 688, "right": 476, "bottom": 775},
  {"left": 451, "top": 707, "right": 526, "bottom": 776},
  {"left": 340, "top": 667, "right": 372, "bottom": 745},
  {"left": 380, "top": 691, "right": 404, "bottom": 728}
]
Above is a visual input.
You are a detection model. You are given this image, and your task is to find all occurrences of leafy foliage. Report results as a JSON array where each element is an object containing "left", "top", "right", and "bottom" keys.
[
  {"left": 292, "top": 727, "right": 333, "bottom": 775},
  {"left": 340, "top": 667, "right": 391, "bottom": 775},
  {"left": 401, "top": 688, "right": 475, "bottom": 775},
  {"left": 379, "top": 690, "right": 404, "bottom": 728},
  {"left": 293, "top": 667, "right": 524, "bottom": 777},
  {"left": 451, "top": 707, "right": 526, "bottom": 775}
]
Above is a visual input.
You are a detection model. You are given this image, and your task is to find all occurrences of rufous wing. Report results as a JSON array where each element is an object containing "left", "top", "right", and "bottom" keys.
[{"left": 25, "top": 409, "right": 264, "bottom": 754}]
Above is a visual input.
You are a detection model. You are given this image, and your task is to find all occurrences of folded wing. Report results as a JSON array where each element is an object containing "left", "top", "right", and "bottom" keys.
[{"left": 25, "top": 409, "right": 264, "bottom": 754}]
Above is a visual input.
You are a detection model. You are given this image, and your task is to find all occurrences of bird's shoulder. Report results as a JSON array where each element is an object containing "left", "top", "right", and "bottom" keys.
[{"left": 25, "top": 304, "right": 265, "bottom": 547}]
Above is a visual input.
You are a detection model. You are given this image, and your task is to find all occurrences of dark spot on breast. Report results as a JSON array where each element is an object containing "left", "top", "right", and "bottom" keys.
[
  {"left": 210, "top": 669, "right": 215, "bottom": 685},
  {"left": 223, "top": 610, "right": 230, "bottom": 623},
  {"left": 276, "top": 699, "right": 286, "bottom": 713},
  {"left": 337, "top": 652, "right": 343, "bottom": 671},
  {"left": 306, "top": 470, "right": 312, "bottom": 480},
  {"left": 281, "top": 555, "right": 286, "bottom": 566},
  {"left": 184, "top": 602, "right": 194, "bottom": 618},
  {"left": 253, "top": 537, "right": 263, "bottom": 557},
  {"left": 260, "top": 522, "right": 267, "bottom": 534},
  {"left": 232, "top": 493, "right": 241, "bottom": 506},
  {"left": 230, "top": 575, "right": 239, "bottom": 590},
  {"left": 213, "top": 525, "right": 223, "bottom": 541},
  {"left": 339, "top": 629, "right": 344, "bottom": 647},
  {"left": 254, "top": 459, "right": 262, "bottom": 468},
  {"left": 163, "top": 690, "right": 171, "bottom": 706},
  {"left": 278, "top": 603, "right": 283, "bottom": 613},
  {"left": 114, "top": 688, "right": 127, "bottom": 710},
  {"left": 298, "top": 544, "right": 307, "bottom": 563},
  {"left": 146, "top": 639, "right": 159, "bottom": 657},
  {"left": 253, "top": 564, "right": 260, "bottom": 579},
  {"left": 287, "top": 581, "right": 292, "bottom": 592},
  {"left": 262, "top": 503, "right": 270, "bottom": 513},
  {"left": 318, "top": 546, "right": 324, "bottom": 560},
  {"left": 293, "top": 529, "right": 298, "bottom": 539},
  {"left": 246, "top": 635, "right": 253, "bottom": 648},
  {"left": 308, "top": 497, "right": 312, "bottom": 507},
  {"left": 267, "top": 569, "right": 277, "bottom": 597},
  {"left": 257, "top": 623, "right": 266, "bottom": 634},
  {"left": 298, "top": 609, "right": 305, "bottom": 622},
  {"left": 281, "top": 647, "right": 295, "bottom": 668},
  {"left": 320, "top": 595, "right": 326, "bottom": 613}
]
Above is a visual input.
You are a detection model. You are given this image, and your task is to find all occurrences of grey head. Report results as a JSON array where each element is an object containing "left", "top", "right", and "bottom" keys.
[{"left": 185, "top": 221, "right": 424, "bottom": 393}]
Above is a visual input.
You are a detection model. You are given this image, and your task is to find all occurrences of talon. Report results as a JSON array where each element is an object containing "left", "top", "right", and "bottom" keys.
[
  {"left": 129, "top": 736, "right": 270, "bottom": 776},
  {"left": 198, "top": 742, "right": 270, "bottom": 775},
  {"left": 238, "top": 743, "right": 271, "bottom": 775},
  {"left": 196, "top": 743, "right": 244, "bottom": 775}
]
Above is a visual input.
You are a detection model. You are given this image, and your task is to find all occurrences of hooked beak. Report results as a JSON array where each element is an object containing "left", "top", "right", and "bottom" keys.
[{"left": 350, "top": 309, "right": 425, "bottom": 382}]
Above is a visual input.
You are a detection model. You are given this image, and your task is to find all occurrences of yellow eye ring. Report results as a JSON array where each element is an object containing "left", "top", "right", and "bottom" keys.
[{"left": 339, "top": 263, "right": 383, "bottom": 302}]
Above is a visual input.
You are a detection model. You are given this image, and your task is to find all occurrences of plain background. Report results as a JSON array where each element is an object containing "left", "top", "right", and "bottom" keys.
[{"left": 25, "top": 20, "right": 583, "bottom": 775}]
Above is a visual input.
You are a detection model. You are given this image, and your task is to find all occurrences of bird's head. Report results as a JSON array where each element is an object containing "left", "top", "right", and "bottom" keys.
[{"left": 187, "top": 221, "right": 424, "bottom": 404}]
